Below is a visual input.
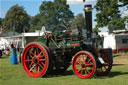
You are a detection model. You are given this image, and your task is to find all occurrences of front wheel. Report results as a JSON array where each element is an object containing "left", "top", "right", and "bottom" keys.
[{"left": 72, "top": 51, "right": 97, "bottom": 79}]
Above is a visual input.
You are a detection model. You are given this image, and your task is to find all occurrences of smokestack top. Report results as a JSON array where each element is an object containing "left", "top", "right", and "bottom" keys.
[{"left": 84, "top": 5, "right": 93, "bottom": 12}]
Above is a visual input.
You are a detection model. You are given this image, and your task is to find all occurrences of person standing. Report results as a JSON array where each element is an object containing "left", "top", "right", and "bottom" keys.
[
  {"left": 10, "top": 44, "right": 17, "bottom": 64},
  {"left": 10, "top": 44, "right": 16, "bottom": 54}
]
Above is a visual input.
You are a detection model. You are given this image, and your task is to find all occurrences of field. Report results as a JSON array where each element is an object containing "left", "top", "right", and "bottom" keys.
[{"left": 0, "top": 54, "right": 128, "bottom": 85}]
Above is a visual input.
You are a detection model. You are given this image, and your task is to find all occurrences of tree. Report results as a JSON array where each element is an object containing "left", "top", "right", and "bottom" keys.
[
  {"left": 29, "top": 14, "right": 43, "bottom": 32},
  {"left": 30, "top": 0, "right": 74, "bottom": 32},
  {"left": 71, "top": 13, "right": 85, "bottom": 29},
  {"left": 119, "top": 0, "right": 128, "bottom": 8},
  {"left": 108, "top": 18, "right": 126, "bottom": 33},
  {"left": 94, "top": 0, "right": 128, "bottom": 33},
  {"left": 2, "top": 4, "right": 30, "bottom": 33}
]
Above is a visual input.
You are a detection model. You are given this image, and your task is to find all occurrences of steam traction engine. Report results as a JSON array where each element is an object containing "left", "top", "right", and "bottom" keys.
[{"left": 21, "top": 5, "right": 112, "bottom": 79}]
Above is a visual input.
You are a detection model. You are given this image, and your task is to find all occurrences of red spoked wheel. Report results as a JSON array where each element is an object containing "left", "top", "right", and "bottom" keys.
[
  {"left": 21, "top": 42, "right": 52, "bottom": 77},
  {"left": 96, "top": 50, "right": 112, "bottom": 76},
  {"left": 72, "top": 51, "right": 96, "bottom": 79}
]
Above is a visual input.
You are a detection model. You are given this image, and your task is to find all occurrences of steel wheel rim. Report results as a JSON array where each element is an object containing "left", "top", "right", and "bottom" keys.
[
  {"left": 22, "top": 43, "right": 48, "bottom": 77},
  {"left": 72, "top": 52, "right": 96, "bottom": 79}
]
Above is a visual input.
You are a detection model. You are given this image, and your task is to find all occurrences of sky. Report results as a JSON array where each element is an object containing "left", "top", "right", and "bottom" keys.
[
  {"left": 0, "top": 0, "right": 128, "bottom": 31},
  {"left": 0, "top": 0, "right": 97, "bottom": 17},
  {"left": 0, "top": 0, "right": 97, "bottom": 27}
]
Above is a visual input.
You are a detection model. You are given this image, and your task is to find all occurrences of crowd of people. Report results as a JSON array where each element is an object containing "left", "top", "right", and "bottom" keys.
[{"left": 0, "top": 43, "right": 21, "bottom": 59}]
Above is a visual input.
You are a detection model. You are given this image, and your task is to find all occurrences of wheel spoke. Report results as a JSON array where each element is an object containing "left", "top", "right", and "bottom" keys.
[
  {"left": 77, "top": 68, "right": 82, "bottom": 73},
  {"left": 41, "top": 62, "right": 45, "bottom": 66},
  {"left": 25, "top": 59, "right": 32, "bottom": 62},
  {"left": 39, "top": 63, "right": 44, "bottom": 69},
  {"left": 81, "top": 68, "right": 83, "bottom": 75},
  {"left": 29, "top": 62, "right": 33, "bottom": 68},
  {"left": 39, "top": 55, "right": 45, "bottom": 58},
  {"left": 29, "top": 64, "right": 35, "bottom": 72},
  {"left": 82, "top": 55, "right": 85, "bottom": 60},
  {"left": 85, "top": 70, "right": 87, "bottom": 75},
  {"left": 89, "top": 67, "right": 94, "bottom": 70},
  {"left": 83, "top": 55, "right": 87, "bottom": 61},
  {"left": 40, "top": 59, "right": 45, "bottom": 62},
  {"left": 75, "top": 65, "right": 81, "bottom": 67},
  {"left": 29, "top": 50, "right": 34, "bottom": 56},
  {"left": 87, "top": 58, "right": 91, "bottom": 64},
  {"left": 86, "top": 63, "right": 93, "bottom": 66},
  {"left": 75, "top": 61, "right": 80, "bottom": 64},
  {"left": 36, "top": 47, "right": 39, "bottom": 54},
  {"left": 34, "top": 50, "right": 36, "bottom": 56},
  {"left": 38, "top": 52, "right": 43, "bottom": 56},
  {"left": 30, "top": 55, "right": 33, "bottom": 58},
  {"left": 76, "top": 57, "right": 83, "bottom": 64},
  {"left": 85, "top": 68, "right": 90, "bottom": 74},
  {"left": 103, "top": 65, "right": 108, "bottom": 70}
]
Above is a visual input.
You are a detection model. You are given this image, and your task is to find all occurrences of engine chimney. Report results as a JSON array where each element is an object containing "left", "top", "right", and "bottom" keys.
[{"left": 84, "top": 5, "right": 93, "bottom": 39}]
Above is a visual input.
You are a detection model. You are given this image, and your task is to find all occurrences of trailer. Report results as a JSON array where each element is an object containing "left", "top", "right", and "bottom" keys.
[{"left": 103, "top": 33, "right": 128, "bottom": 53}]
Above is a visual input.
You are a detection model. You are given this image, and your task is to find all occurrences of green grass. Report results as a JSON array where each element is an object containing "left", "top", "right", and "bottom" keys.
[{"left": 0, "top": 54, "right": 128, "bottom": 85}]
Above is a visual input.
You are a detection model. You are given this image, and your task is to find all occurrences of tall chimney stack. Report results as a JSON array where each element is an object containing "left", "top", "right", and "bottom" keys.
[{"left": 84, "top": 5, "right": 92, "bottom": 39}]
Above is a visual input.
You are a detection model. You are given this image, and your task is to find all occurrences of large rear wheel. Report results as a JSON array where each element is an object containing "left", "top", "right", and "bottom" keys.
[
  {"left": 21, "top": 42, "right": 52, "bottom": 77},
  {"left": 72, "top": 51, "right": 97, "bottom": 79}
]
